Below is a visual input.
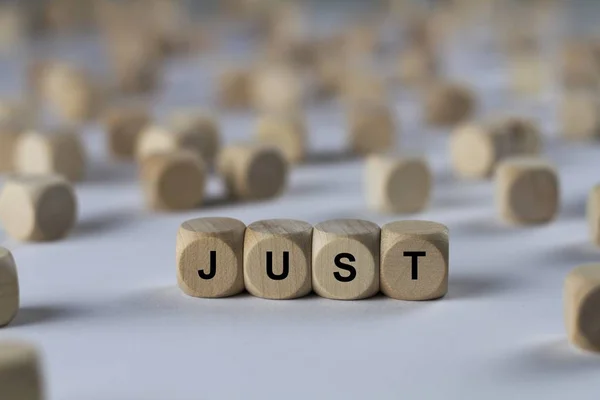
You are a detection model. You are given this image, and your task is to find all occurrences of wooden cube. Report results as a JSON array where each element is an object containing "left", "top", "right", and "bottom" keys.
[
  {"left": 342, "top": 71, "right": 387, "bottom": 105},
  {"left": 217, "top": 143, "right": 288, "bottom": 201},
  {"left": 103, "top": 105, "right": 151, "bottom": 160},
  {"left": 218, "top": 68, "right": 253, "bottom": 109},
  {"left": 255, "top": 113, "right": 306, "bottom": 164},
  {"left": 561, "top": 41, "right": 600, "bottom": 90},
  {"left": 0, "top": 341, "right": 44, "bottom": 400},
  {"left": 424, "top": 82, "right": 476, "bottom": 127},
  {"left": 136, "top": 117, "right": 219, "bottom": 166},
  {"left": 347, "top": 102, "right": 396, "bottom": 155},
  {"left": 176, "top": 217, "right": 246, "bottom": 298},
  {"left": 0, "top": 247, "right": 18, "bottom": 327},
  {"left": 140, "top": 150, "right": 206, "bottom": 211},
  {"left": 0, "top": 125, "right": 21, "bottom": 173},
  {"left": 450, "top": 117, "right": 542, "bottom": 179},
  {"left": 565, "top": 264, "right": 600, "bottom": 352},
  {"left": 509, "top": 53, "right": 549, "bottom": 96},
  {"left": 587, "top": 185, "right": 600, "bottom": 246},
  {"left": 168, "top": 110, "right": 221, "bottom": 166},
  {"left": 312, "top": 219, "right": 380, "bottom": 300},
  {"left": 251, "top": 65, "right": 304, "bottom": 113},
  {"left": 365, "top": 155, "right": 431, "bottom": 214},
  {"left": 398, "top": 46, "right": 438, "bottom": 86},
  {"left": 380, "top": 220, "right": 449, "bottom": 300},
  {"left": 0, "top": 174, "right": 77, "bottom": 241},
  {"left": 495, "top": 157, "right": 559, "bottom": 225},
  {"left": 560, "top": 92, "right": 600, "bottom": 140},
  {"left": 14, "top": 129, "right": 86, "bottom": 182},
  {"left": 244, "top": 219, "right": 312, "bottom": 299}
]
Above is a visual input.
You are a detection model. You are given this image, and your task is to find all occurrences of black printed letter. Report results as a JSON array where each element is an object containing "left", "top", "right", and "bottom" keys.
[
  {"left": 403, "top": 251, "right": 426, "bottom": 280},
  {"left": 266, "top": 251, "right": 289, "bottom": 280},
  {"left": 198, "top": 251, "right": 217, "bottom": 279},
  {"left": 334, "top": 253, "right": 357, "bottom": 282}
]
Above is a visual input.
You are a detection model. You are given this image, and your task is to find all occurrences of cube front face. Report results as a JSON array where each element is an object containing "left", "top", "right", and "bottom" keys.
[
  {"left": 565, "top": 265, "right": 600, "bottom": 352},
  {"left": 496, "top": 160, "right": 559, "bottom": 225},
  {"left": 312, "top": 220, "right": 380, "bottom": 300},
  {"left": 0, "top": 341, "right": 43, "bottom": 400},
  {"left": 0, "top": 247, "right": 19, "bottom": 327},
  {"left": 380, "top": 221, "right": 449, "bottom": 300},
  {"left": 244, "top": 220, "right": 312, "bottom": 300}
]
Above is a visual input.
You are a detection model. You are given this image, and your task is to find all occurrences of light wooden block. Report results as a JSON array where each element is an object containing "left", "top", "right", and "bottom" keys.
[
  {"left": 312, "top": 219, "right": 380, "bottom": 300},
  {"left": 168, "top": 110, "right": 221, "bottom": 166},
  {"left": 255, "top": 113, "right": 306, "bottom": 164},
  {"left": 176, "top": 217, "right": 246, "bottom": 298},
  {"left": 251, "top": 65, "right": 304, "bottom": 113},
  {"left": 15, "top": 129, "right": 86, "bottom": 182},
  {"left": 495, "top": 157, "right": 559, "bottom": 225},
  {"left": 0, "top": 125, "right": 21, "bottom": 173},
  {"left": 0, "top": 174, "right": 77, "bottom": 241},
  {"left": 587, "top": 185, "right": 600, "bottom": 246},
  {"left": 217, "top": 143, "right": 288, "bottom": 200},
  {"left": 365, "top": 155, "right": 431, "bottom": 214},
  {"left": 347, "top": 102, "right": 396, "bottom": 155},
  {"left": 380, "top": 220, "right": 449, "bottom": 300},
  {"left": 140, "top": 151, "right": 206, "bottom": 211},
  {"left": 509, "top": 53, "right": 549, "bottom": 96},
  {"left": 565, "top": 264, "right": 600, "bottom": 352},
  {"left": 0, "top": 247, "right": 18, "bottom": 327},
  {"left": 218, "top": 68, "right": 252, "bottom": 109},
  {"left": 424, "top": 82, "right": 476, "bottom": 127},
  {"left": 398, "top": 46, "right": 437, "bottom": 86},
  {"left": 560, "top": 92, "right": 600, "bottom": 140},
  {"left": 244, "top": 219, "right": 312, "bottom": 299},
  {"left": 561, "top": 42, "right": 600, "bottom": 90},
  {"left": 0, "top": 341, "right": 44, "bottom": 400},
  {"left": 103, "top": 105, "right": 150, "bottom": 160},
  {"left": 342, "top": 71, "right": 387, "bottom": 105},
  {"left": 450, "top": 117, "right": 542, "bottom": 179}
]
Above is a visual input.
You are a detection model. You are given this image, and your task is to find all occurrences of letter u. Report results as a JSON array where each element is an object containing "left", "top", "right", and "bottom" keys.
[{"left": 266, "top": 251, "right": 290, "bottom": 280}]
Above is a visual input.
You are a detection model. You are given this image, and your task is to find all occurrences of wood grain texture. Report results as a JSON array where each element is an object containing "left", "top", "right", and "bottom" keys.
[
  {"left": 217, "top": 143, "right": 288, "bottom": 200},
  {"left": 450, "top": 117, "right": 541, "bottom": 179},
  {"left": 312, "top": 219, "right": 380, "bottom": 300},
  {"left": 365, "top": 155, "right": 431, "bottom": 214},
  {"left": 0, "top": 174, "right": 77, "bottom": 241},
  {"left": 0, "top": 340, "right": 44, "bottom": 400},
  {"left": 560, "top": 92, "right": 600, "bottom": 140},
  {"left": 380, "top": 220, "right": 449, "bottom": 300},
  {"left": 495, "top": 157, "right": 559, "bottom": 225},
  {"left": 588, "top": 185, "right": 600, "bottom": 246},
  {"left": 0, "top": 247, "right": 18, "bottom": 327},
  {"left": 168, "top": 110, "right": 221, "bottom": 166},
  {"left": 102, "top": 105, "right": 150, "bottom": 160},
  {"left": 14, "top": 129, "right": 87, "bottom": 182},
  {"left": 140, "top": 150, "right": 206, "bottom": 211},
  {"left": 564, "top": 264, "right": 600, "bottom": 352},
  {"left": 424, "top": 82, "right": 475, "bottom": 127},
  {"left": 255, "top": 112, "right": 306, "bottom": 164},
  {"left": 347, "top": 101, "right": 396, "bottom": 155},
  {"left": 244, "top": 219, "right": 312, "bottom": 299},
  {"left": 177, "top": 217, "right": 246, "bottom": 298}
]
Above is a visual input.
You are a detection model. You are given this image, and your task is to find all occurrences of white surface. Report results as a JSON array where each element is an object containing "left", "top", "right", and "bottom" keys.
[{"left": 3, "top": 8, "right": 600, "bottom": 400}]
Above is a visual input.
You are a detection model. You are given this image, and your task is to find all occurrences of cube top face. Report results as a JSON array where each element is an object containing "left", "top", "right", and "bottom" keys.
[
  {"left": 496, "top": 157, "right": 559, "bottom": 224},
  {"left": 0, "top": 247, "right": 19, "bottom": 327},
  {"left": 244, "top": 219, "right": 312, "bottom": 299},
  {"left": 312, "top": 219, "right": 380, "bottom": 300},
  {"left": 565, "top": 264, "right": 600, "bottom": 352},
  {"left": 380, "top": 220, "right": 449, "bottom": 300},
  {"left": 177, "top": 217, "right": 245, "bottom": 298}
]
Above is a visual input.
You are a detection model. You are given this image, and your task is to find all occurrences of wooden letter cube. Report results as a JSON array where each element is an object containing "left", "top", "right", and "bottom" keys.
[
  {"left": 15, "top": 129, "right": 86, "bottom": 182},
  {"left": 177, "top": 217, "right": 246, "bottom": 298},
  {"left": 244, "top": 219, "right": 312, "bottom": 299},
  {"left": 0, "top": 341, "right": 44, "bottom": 400},
  {"left": 495, "top": 157, "right": 559, "bottom": 225},
  {"left": 140, "top": 151, "right": 206, "bottom": 211},
  {"left": 255, "top": 113, "right": 306, "bottom": 164},
  {"left": 103, "top": 105, "right": 150, "bottom": 160},
  {"left": 0, "top": 174, "right": 77, "bottom": 241},
  {"left": 424, "top": 82, "right": 476, "bottom": 127},
  {"left": 365, "top": 155, "right": 431, "bottom": 214},
  {"left": 251, "top": 65, "right": 304, "bottom": 113},
  {"left": 347, "top": 102, "right": 396, "bottom": 155},
  {"left": 380, "top": 220, "right": 449, "bottom": 300},
  {"left": 217, "top": 143, "right": 288, "bottom": 200},
  {"left": 565, "top": 264, "right": 600, "bottom": 352},
  {"left": 0, "top": 247, "right": 18, "bottom": 327},
  {"left": 312, "top": 219, "right": 380, "bottom": 300},
  {"left": 588, "top": 185, "right": 600, "bottom": 246},
  {"left": 168, "top": 110, "right": 221, "bottom": 166}
]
